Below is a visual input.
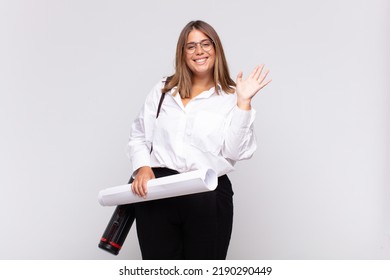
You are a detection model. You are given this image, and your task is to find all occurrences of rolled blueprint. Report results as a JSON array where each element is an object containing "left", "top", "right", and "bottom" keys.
[{"left": 98, "top": 168, "right": 217, "bottom": 206}]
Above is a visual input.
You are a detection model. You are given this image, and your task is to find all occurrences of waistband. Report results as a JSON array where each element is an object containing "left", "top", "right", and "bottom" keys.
[{"left": 152, "top": 167, "right": 228, "bottom": 180}]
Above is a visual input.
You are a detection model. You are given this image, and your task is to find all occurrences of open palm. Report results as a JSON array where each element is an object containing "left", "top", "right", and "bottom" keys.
[{"left": 236, "top": 65, "right": 271, "bottom": 102}]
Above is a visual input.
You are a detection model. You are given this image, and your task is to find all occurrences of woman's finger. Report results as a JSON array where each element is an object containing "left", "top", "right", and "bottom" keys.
[
  {"left": 236, "top": 71, "right": 243, "bottom": 83},
  {"left": 132, "top": 178, "right": 144, "bottom": 197},
  {"left": 258, "top": 68, "right": 270, "bottom": 85},
  {"left": 250, "top": 65, "right": 263, "bottom": 80},
  {"left": 142, "top": 180, "right": 148, "bottom": 197},
  {"left": 249, "top": 65, "right": 259, "bottom": 79},
  {"left": 131, "top": 181, "right": 135, "bottom": 194},
  {"left": 134, "top": 180, "right": 141, "bottom": 196},
  {"left": 138, "top": 177, "right": 146, "bottom": 198},
  {"left": 260, "top": 78, "right": 272, "bottom": 89}
]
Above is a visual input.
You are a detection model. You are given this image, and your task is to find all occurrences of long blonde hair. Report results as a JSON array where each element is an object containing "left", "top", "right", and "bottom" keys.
[{"left": 162, "top": 20, "right": 235, "bottom": 98}]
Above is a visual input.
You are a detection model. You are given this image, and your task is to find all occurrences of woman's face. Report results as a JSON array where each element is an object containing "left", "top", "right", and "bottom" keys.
[{"left": 185, "top": 29, "right": 215, "bottom": 79}]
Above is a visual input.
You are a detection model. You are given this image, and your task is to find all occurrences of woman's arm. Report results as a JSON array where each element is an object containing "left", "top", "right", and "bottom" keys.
[
  {"left": 221, "top": 65, "right": 271, "bottom": 161},
  {"left": 127, "top": 81, "right": 163, "bottom": 197}
]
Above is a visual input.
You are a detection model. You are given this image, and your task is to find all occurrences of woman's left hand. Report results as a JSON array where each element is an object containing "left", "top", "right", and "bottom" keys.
[{"left": 236, "top": 64, "right": 271, "bottom": 110}]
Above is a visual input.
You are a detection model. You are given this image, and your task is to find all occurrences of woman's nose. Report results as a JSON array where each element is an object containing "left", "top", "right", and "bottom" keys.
[{"left": 195, "top": 43, "right": 203, "bottom": 54}]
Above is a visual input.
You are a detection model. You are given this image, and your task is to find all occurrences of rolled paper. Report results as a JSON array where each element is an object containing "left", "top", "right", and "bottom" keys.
[{"left": 98, "top": 168, "right": 217, "bottom": 206}]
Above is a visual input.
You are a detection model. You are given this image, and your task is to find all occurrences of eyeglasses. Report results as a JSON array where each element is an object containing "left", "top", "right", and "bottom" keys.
[{"left": 185, "top": 39, "right": 214, "bottom": 54}]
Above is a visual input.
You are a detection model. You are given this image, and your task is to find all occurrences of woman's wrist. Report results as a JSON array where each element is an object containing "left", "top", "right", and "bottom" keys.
[{"left": 237, "top": 97, "right": 252, "bottom": 110}]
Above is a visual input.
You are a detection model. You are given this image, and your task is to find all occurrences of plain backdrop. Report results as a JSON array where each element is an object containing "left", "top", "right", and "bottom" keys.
[{"left": 0, "top": 0, "right": 389, "bottom": 259}]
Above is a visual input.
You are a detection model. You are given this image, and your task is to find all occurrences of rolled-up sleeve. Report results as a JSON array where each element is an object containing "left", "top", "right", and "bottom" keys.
[{"left": 222, "top": 105, "right": 257, "bottom": 161}]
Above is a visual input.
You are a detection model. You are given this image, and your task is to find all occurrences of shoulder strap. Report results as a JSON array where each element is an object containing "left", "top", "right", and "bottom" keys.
[
  {"left": 156, "top": 76, "right": 172, "bottom": 119},
  {"left": 150, "top": 77, "right": 172, "bottom": 153},
  {"left": 156, "top": 93, "right": 165, "bottom": 119}
]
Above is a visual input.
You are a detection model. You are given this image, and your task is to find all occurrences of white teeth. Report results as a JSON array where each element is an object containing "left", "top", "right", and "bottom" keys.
[{"left": 195, "top": 58, "right": 207, "bottom": 64}]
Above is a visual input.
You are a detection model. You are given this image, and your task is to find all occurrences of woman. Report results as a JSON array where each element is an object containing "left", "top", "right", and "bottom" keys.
[{"left": 128, "top": 20, "right": 271, "bottom": 259}]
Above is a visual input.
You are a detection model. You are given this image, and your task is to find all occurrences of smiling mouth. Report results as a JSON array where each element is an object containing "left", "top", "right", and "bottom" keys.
[{"left": 194, "top": 57, "right": 208, "bottom": 65}]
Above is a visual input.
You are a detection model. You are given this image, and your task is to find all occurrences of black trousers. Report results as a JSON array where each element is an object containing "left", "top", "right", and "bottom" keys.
[{"left": 134, "top": 167, "right": 234, "bottom": 260}]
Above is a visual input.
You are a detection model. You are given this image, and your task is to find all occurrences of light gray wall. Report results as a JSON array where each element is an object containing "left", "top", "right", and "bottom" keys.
[{"left": 0, "top": 0, "right": 389, "bottom": 259}]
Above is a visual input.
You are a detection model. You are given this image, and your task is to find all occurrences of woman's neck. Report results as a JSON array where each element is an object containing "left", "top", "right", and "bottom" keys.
[{"left": 191, "top": 75, "right": 214, "bottom": 92}]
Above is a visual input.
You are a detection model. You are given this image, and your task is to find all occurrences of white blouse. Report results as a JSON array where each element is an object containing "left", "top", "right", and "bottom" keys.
[{"left": 127, "top": 79, "right": 257, "bottom": 177}]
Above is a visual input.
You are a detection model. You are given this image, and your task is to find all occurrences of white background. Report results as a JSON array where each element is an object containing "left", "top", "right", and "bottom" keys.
[{"left": 0, "top": 0, "right": 389, "bottom": 259}]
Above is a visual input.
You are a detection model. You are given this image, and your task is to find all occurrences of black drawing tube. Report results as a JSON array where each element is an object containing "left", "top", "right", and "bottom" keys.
[
  {"left": 99, "top": 177, "right": 135, "bottom": 255},
  {"left": 98, "top": 204, "right": 135, "bottom": 255}
]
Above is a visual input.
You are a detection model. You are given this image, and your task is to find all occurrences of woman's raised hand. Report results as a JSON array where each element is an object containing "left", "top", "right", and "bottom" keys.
[{"left": 236, "top": 65, "right": 271, "bottom": 110}]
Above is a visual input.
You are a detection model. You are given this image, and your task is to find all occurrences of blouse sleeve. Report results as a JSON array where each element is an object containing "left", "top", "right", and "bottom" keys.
[
  {"left": 221, "top": 105, "right": 257, "bottom": 161},
  {"left": 127, "top": 81, "right": 162, "bottom": 173}
]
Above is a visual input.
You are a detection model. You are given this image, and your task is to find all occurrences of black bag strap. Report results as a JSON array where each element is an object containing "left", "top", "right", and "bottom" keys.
[
  {"left": 151, "top": 76, "right": 172, "bottom": 153},
  {"left": 156, "top": 92, "right": 165, "bottom": 118},
  {"left": 156, "top": 76, "right": 171, "bottom": 118}
]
